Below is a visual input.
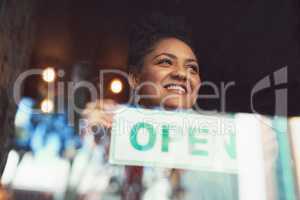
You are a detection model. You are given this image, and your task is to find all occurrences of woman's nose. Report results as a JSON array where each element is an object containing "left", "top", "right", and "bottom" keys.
[{"left": 170, "top": 65, "right": 188, "bottom": 81}]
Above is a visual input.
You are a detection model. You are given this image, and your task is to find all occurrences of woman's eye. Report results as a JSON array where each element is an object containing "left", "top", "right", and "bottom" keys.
[
  {"left": 157, "top": 59, "right": 172, "bottom": 66},
  {"left": 188, "top": 65, "right": 199, "bottom": 73}
]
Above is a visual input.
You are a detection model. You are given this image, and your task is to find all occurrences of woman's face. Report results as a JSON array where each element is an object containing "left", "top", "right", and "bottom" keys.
[{"left": 132, "top": 37, "right": 201, "bottom": 109}]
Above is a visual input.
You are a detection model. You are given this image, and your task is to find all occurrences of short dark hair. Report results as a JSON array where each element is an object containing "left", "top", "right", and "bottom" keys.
[{"left": 127, "top": 12, "right": 196, "bottom": 73}]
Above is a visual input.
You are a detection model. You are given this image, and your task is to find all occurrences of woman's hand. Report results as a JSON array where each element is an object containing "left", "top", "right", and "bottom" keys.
[{"left": 82, "top": 99, "right": 118, "bottom": 136}]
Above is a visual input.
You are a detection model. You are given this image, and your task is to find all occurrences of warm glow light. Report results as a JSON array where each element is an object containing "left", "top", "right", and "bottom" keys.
[
  {"left": 42, "top": 67, "right": 56, "bottom": 82},
  {"left": 110, "top": 78, "right": 123, "bottom": 94},
  {"left": 41, "top": 99, "right": 54, "bottom": 113}
]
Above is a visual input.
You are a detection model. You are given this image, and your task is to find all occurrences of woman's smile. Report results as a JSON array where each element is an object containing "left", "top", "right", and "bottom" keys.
[{"left": 163, "top": 83, "right": 188, "bottom": 95}]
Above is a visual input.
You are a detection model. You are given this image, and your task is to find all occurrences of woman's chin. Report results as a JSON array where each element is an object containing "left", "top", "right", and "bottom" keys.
[
  {"left": 161, "top": 99, "right": 192, "bottom": 110},
  {"left": 138, "top": 98, "right": 193, "bottom": 110}
]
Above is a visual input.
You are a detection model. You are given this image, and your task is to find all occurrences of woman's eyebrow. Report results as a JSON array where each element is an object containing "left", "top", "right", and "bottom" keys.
[
  {"left": 152, "top": 53, "right": 177, "bottom": 61},
  {"left": 185, "top": 58, "right": 198, "bottom": 63},
  {"left": 152, "top": 53, "right": 198, "bottom": 63}
]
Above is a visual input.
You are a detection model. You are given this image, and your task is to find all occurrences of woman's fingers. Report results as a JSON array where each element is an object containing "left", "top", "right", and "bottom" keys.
[
  {"left": 81, "top": 99, "right": 118, "bottom": 136},
  {"left": 80, "top": 117, "right": 112, "bottom": 139},
  {"left": 102, "top": 99, "right": 118, "bottom": 111}
]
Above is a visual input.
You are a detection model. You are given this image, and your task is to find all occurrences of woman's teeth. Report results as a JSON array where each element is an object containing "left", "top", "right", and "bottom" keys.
[{"left": 165, "top": 85, "right": 186, "bottom": 94}]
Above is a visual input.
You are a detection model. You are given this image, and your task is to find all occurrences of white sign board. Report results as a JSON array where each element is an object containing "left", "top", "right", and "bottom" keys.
[{"left": 109, "top": 108, "right": 237, "bottom": 173}]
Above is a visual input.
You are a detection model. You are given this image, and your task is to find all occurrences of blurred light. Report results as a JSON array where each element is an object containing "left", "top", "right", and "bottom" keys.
[
  {"left": 41, "top": 99, "right": 54, "bottom": 113},
  {"left": 15, "top": 98, "right": 34, "bottom": 127},
  {"left": 1, "top": 150, "right": 20, "bottom": 185},
  {"left": 12, "top": 153, "right": 70, "bottom": 194},
  {"left": 42, "top": 67, "right": 56, "bottom": 82},
  {"left": 110, "top": 78, "right": 123, "bottom": 94}
]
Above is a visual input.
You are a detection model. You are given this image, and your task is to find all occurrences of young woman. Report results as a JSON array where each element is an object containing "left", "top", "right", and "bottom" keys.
[{"left": 83, "top": 13, "right": 202, "bottom": 200}]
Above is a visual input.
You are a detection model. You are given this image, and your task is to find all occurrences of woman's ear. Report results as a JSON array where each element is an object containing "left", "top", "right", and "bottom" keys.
[{"left": 128, "top": 72, "right": 140, "bottom": 89}]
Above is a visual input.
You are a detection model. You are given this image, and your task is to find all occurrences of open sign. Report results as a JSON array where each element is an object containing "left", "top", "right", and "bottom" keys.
[{"left": 109, "top": 108, "right": 237, "bottom": 173}]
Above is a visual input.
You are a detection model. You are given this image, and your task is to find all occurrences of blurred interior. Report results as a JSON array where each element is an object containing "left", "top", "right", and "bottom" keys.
[{"left": 1, "top": 0, "right": 300, "bottom": 199}]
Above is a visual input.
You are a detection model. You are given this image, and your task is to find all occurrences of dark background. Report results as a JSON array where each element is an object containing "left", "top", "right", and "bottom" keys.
[{"left": 27, "top": 0, "right": 300, "bottom": 116}]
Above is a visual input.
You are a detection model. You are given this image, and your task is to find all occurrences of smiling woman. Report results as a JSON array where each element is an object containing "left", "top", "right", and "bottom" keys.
[
  {"left": 83, "top": 12, "right": 202, "bottom": 200},
  {"left": 131, "top": 38, "right": 201, "bottom": 109},
  {"left": 127, "top": 13, "right": 201, "bottom": 110}
]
